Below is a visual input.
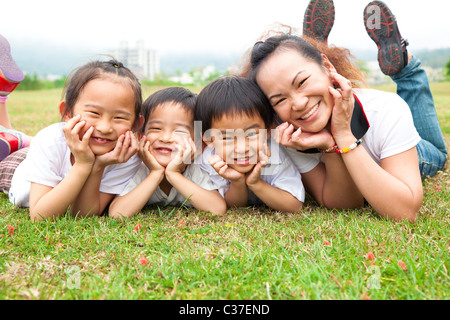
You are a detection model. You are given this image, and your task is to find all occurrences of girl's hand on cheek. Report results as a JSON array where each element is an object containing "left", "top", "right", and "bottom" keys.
[
  {"left": 63, "top": 115, "right": 95, "bottom": 166},
  {"left": 96, "top": 131, "right": 138, "bottom": 167}
]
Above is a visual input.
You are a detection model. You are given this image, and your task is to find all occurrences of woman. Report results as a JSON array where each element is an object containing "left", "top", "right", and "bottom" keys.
[{"left": 241, "top": 0, "right": 447, "bottom": 222}]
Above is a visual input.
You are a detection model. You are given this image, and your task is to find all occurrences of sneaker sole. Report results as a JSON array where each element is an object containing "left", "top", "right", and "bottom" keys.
[
  {"left": 303, "top": 0, "right": 335, "bottom": 43},
  {"left": 0, "top": 34, "right": 24, "bottom": 83},
  {"left": 363, "top": 1, "right": 405, "bottom": 75}
]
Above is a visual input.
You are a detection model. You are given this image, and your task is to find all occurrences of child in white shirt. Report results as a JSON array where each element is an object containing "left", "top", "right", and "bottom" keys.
[
  {"left": 195, "top": 76, "right": 304, "bottom": 213},
  {"left": 109, "top": 87, "right": 226, "bottom": 218},
  {"left": 8, "top": 59, "right": 143, "bottom": 221}
]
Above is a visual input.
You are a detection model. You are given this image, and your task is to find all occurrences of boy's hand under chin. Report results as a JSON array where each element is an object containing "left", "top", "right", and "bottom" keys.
[
  {"left": 138, "top": 136, "right": 165, "bottom": 173},
  {"left": 208, "top": 154, "right": 245, "bottom": 182},
  {"left": 165, "top": 135, "right": 196, "bottom": 174},
  {"left": 245, "top": 142, "right": 270, "bottom": 186}
]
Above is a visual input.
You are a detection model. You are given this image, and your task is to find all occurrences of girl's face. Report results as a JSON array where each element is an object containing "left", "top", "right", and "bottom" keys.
[
  {"left": 61, "top": 77, "right": 137, "bottom": 156},
  {"left": 255, "top": 49, "right": 336, "bottom": 133},
  {"left": 205, "top": 113, "right": 268, "bottom": 174},
  {"left": 144, "top": 103, "right": 194, "bottom": 167}
]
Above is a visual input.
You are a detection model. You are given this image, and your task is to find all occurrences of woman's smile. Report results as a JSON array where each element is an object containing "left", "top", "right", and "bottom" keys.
[{"left": 298, "top": 101, "right": 320, "bottom": 121}]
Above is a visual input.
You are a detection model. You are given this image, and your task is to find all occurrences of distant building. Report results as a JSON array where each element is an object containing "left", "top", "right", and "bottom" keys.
[{"left": 109, "top": 41, "right": 160, "bottom": 81}]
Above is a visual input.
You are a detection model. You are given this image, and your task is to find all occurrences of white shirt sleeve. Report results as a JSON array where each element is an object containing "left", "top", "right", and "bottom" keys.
[
  {"left": 198, "top": 147, "right": 230, "bottom": 197},
  {"left": 283, "top": 145, "right": 321, "bottom": 174},
  {"left": 100, "top": 154, "right": 142, "bottom": 195},
  {"left": 260, "top": 142, "right": 305, "bottom": 203},
  {"left": 376, "top": 94, "right": 421, "bottom": 159},
  {"left": 9, "top": 123, "right": 69, "bottom": 207},
  {"left": 119, "top": 163, "right": 149, "bottom": 196}
]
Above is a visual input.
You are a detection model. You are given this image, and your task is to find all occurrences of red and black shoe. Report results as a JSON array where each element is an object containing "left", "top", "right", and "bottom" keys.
[
  {"left": 303, "top": 0, "right": 335, "bottom": 44},
  {"left": 0, "top": 34, "right": 24, "bottom": 96},
  {"left": 363, "top": 1, "right": 408, "bottom": 76}
]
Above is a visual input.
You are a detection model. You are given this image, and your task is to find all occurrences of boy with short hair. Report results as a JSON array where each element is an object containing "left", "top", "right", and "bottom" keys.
[
  {"left": 195, "top": 76, "right": 304, "bottom": 213},
  {"left": 109, "top": 87, "right": 226, "bottom": 218}
]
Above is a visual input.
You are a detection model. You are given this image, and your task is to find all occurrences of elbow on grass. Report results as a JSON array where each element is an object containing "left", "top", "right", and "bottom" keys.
[
  {"left": 29, "top": 211, "right": 43, "bottom": 223},
  {"left": 109, "top": 209, "right": 135, "bottom": 219},
  {"left": 209, "top": 203, "right": 227, "bottom": 216}
]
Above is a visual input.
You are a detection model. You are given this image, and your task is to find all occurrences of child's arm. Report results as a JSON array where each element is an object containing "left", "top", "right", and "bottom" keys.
[
  {"left": 165, "top": 136, "right": 226, "bottom": 215},
  {"left": 246, "top": 148, "right": 303, "bottom": 213},
  {"left": 29, "top": 117, "right": 95, "bottom": 221},
  {"left": 208, "top": 154, "right": 248, "bottom": 208},
  {"left": 29, "top": 163, "right": 93, "bottom": 222},
  {"left": 247, "top": 179, "right": 303, "bottom": 213},
  {"left": 70, "top": 131, "right": 138, "bottom": 217},
  {"left": 109, "top": 170, "right": 164, "bottom": 218},
  {"left": 109, "top": 137, "right": 165, "bottom": 218}
]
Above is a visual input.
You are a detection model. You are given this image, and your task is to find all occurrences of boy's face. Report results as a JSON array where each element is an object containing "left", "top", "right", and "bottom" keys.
[
  {"left": 205, "top": 112, "right": 268, "bottom": 174},
  {"left": 144, "top": 103, "right": 194, "bottom": 167}
]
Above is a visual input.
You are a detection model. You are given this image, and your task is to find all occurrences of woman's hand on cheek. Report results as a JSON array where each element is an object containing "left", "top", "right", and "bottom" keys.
[
  {"left": 328, "top": 72, "right": 354, "bottom": 140},
  {"left": 63, "top": 115, "right": 95, "bottom": 166},
  {"left": 274, "top": 122, "right": 334, "bottom": 151}
]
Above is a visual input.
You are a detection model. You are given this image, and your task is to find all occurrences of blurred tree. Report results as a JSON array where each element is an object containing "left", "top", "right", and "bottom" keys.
[{"left": 446, "top": 57, "right": 450, "bottom": 80}]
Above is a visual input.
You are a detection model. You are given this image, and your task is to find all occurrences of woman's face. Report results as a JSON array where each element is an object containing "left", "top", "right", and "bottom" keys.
[{"left": 255, "top": 49, "right": 336, "bottom": 133}]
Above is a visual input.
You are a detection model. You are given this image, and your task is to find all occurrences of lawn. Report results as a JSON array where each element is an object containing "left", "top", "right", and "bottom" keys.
[{"left": 0, "top": 82, "right": 449, "bottom": 302}]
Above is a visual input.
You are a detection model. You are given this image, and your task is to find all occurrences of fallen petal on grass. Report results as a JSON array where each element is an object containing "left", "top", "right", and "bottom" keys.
[{"left": 398, "top": 260, "right": 407, "bottom": 271}]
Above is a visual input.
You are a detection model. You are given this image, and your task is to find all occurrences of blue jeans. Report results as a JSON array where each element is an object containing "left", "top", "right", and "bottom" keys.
[{"left": 391, "top": 56, "right": 448, "bottom": 179}]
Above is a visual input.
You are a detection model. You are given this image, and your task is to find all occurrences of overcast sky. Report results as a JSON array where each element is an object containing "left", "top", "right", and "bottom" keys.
[{"left": 3, "top": 0, "right": 450, "bottom": 56}]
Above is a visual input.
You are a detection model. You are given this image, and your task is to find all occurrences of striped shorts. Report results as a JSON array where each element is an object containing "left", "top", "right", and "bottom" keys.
[{"left": 0, "top": 147, "right": 28, "bottom": 193}]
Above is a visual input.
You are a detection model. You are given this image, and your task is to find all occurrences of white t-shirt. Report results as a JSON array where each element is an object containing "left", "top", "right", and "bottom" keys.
[
  {"left": 199, "top": 138, "right": 305, "bottom": 205},
  {"left": 120, "top": 161, "right": 218, "bottom": 207},
  {"left": 285, "top": 88, "right": 422, "bottom": 173},
  {"left": 9, "top": 122, "right": 142, "bottom": 207}
]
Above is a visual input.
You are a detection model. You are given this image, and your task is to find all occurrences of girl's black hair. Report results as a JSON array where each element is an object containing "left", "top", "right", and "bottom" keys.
[
  {"left": 195, "top": 76, "right": 274, "bottom": 132},
  {"left": 141, "top": 87, "right": 197, "bottom": 133}
]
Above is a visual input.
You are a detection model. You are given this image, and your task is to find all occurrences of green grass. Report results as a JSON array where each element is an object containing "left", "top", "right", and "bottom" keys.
[{"left": 1, "top": 83, "right": 449, "bottom": 300}]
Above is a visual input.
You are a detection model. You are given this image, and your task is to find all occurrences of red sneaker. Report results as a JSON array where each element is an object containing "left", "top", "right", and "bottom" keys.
[
  {"left": 0, "top": 34, "right": 24, "bottom": 96},
  {"left": 0, "top": 126, "right": 29, "bottom": 161},
  {"left": 364, "top": 1, "right": 408, "bottom": 76},
  {"left": 303, "top": 0, "right": 335, "bottom": 44}
]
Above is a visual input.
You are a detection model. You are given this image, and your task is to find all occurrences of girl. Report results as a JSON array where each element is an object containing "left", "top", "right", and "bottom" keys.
[
  {"left": 6, "top": 59, "right": 143, "bottom": 222},
  {"left": 241, "top": 0, "right": 446, "bottom": 222}
]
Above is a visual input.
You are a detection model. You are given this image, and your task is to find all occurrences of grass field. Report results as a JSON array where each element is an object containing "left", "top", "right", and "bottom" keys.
[{"left": 0, "top": 82, "right": 449, "bottom": 301}]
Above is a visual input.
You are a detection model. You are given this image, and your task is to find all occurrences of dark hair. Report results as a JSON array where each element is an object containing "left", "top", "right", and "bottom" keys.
[
  {"left": 243, "top": 34, "right": 366, "bottom": 88},
  {"left": 141, "top": 87, "right": 197, "bottom": 133},
  {"left": 61, "top": 59, "right": 143, "bottom": 128},
  {"left": 195, "top": 76, "right": 274, "bottom": 133}
]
